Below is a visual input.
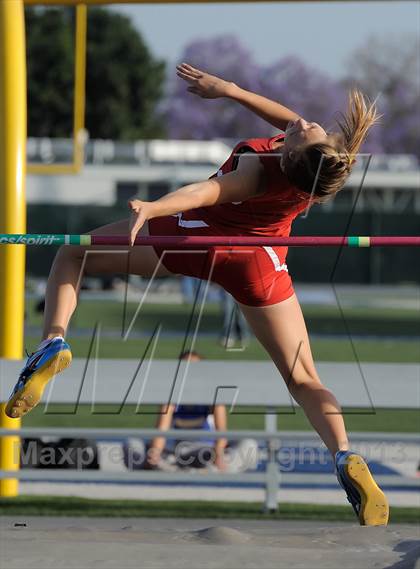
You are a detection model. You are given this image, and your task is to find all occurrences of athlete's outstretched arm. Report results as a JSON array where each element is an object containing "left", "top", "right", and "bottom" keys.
[
  {"left": 176, "top": 62, "right": 301, "bottom": 131},
  {"left": 128, "top": 154, "right": 262, "bottom": 245}
]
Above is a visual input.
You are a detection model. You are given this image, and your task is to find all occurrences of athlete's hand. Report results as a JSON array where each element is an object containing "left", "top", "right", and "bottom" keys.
[
  {"left": 176, "top": 62, "right": 233, "bottom": 99},
  {"left": 128, "top": 199, "right": 155, "bottom": 247}
]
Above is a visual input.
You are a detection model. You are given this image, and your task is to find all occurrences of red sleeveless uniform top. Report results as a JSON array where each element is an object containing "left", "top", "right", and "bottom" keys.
[
  {"left": 195, "top": 134, "right": 310, "bottom": 237},
  {"left": 148, "top": 134, "right": 305, "bottom": 305}
]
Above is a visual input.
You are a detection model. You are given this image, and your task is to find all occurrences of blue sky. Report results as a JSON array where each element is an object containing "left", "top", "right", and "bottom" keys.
[{"left": 113, "top": 1, "right": 419, "bottom": 79}]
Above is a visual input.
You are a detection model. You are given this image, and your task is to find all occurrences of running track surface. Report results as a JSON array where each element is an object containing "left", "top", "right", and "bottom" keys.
[{"left": 1, "top": 517, "right": 419, "bottom": 569}]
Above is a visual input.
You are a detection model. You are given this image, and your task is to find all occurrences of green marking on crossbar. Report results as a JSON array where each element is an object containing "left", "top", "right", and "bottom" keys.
[
  {"left": 348, "top": 236, "right": 371, "bottom": 247},
  {"left": 68, "top": 235, "right": 90, "bottom": 245}
]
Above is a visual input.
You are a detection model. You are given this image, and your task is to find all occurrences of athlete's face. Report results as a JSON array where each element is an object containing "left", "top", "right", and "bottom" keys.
[{"left": 282, "top": 118, "right": 328, "bottom": 167}]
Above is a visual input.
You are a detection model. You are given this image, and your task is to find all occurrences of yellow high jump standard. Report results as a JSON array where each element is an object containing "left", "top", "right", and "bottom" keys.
[{"left": 0, "top": 0, "right": 26, "bottom": 497}]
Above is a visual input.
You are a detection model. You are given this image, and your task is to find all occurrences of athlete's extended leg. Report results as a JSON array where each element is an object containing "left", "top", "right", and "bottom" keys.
[
  {"left": 6, "top": 219, "right": 171, "bottom": 418},
  {"left": 239, "top": 294, "right": 389, "bottom": 526},
  {"left": 239, "top": 294, "right": 348, "bottom": 456}
]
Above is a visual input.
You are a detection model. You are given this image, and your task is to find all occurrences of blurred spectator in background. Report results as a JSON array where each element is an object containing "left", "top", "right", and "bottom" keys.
[
  {"left": 219, "top": 289, "right": 250, "bottom": 349},
  {"left": 124, "top": 350, "right": 257, "bottom": 472},
  {"left": 180, "top": 276, "right": 201, "bottom": 303}
]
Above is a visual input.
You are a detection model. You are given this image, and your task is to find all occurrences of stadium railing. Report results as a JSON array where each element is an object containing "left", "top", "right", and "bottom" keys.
[{"left": 1, "top": 359, "right": 418, "bottom": 509}]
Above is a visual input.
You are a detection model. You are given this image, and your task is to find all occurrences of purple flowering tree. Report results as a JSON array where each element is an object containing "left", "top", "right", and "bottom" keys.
[
  {"left": 343, "top": 34, "right": 420, "bottom": 158},
  {"left": 163, "top": 33, "right": 418, "bottom": 158},
  {"left": 261, "top": 55, "right": 347, "bottom": 131},
  {"left": 163, "top": 35, "right": 271, "bottom": 139},
  {"left": 164, "top": 36, "right": 349, "bottom": 142}
]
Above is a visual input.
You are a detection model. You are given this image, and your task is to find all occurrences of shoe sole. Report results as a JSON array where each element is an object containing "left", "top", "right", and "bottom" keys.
[
  {"left": 345, "top": 453, "right": 389, "bottom": 526},
  {"left": 5, "top": 350, "right": 72, "bottom": 419}
]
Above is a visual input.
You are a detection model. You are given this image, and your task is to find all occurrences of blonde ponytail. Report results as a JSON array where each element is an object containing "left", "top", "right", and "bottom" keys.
[
  {"left": 283, "top": 89, "right": 381, "bottom": 201},
  {"left": 335, "top": 89, "right": 382, "bottom": 163}
]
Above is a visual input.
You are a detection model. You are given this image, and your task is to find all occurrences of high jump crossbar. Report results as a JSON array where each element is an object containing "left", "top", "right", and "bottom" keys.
[{"left": 0, "top": 234, "right": 419, "bottom": 247}]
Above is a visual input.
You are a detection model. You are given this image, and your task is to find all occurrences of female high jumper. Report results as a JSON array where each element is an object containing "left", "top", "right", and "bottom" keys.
[{"left": 6, "top": 63, "right": 389, "bottom": 526}]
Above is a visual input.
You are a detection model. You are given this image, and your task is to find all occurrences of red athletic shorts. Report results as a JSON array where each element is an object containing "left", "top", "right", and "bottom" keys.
[{"left": 148, "top": 211, "right": 294, "bottom": 307}]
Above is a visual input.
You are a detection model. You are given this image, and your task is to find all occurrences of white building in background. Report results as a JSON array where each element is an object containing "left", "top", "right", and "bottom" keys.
[{"left": 26, "top": 138, "right": 420, "bottom": 212}]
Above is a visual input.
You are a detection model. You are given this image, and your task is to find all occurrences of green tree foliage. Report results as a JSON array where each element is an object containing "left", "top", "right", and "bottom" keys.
[{"left": 26, "top": 7, "right": 166, "bottom": 139}]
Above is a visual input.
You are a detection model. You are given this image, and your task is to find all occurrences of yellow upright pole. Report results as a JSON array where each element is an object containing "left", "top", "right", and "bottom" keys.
[
  {"left": 0, "top": 0, "right": 27, "bottom": 497},
  {"left": 73, "top": 4, "right": 87, "bottom": 170},
  {"left": 27, "top": 3, "right": 87, "bottom": 176},
  {"left": 0, "top": 405, "right": 21, "bottom": 497}
]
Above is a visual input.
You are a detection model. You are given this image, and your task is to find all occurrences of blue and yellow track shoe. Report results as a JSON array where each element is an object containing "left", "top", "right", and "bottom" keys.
[
  {"left": 335, "top": 450, "right": 389, "bottom": 526},
  {"left": 5, "top": 337, "right": 72, "bottom": 419}
]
